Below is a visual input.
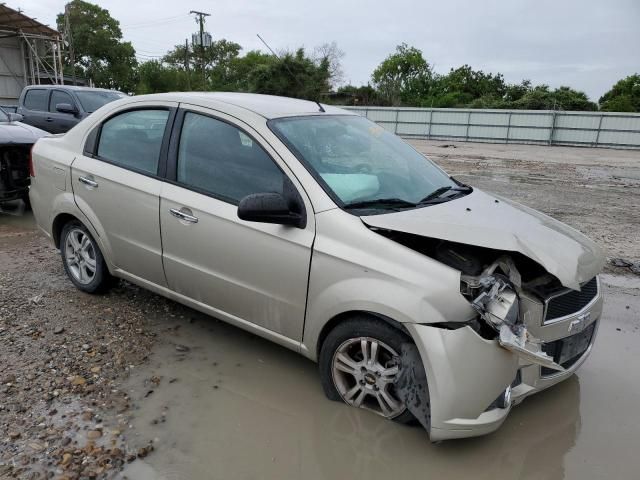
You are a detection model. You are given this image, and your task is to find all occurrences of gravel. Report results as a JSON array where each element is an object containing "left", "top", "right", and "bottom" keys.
[{"left": 0, "top": 218, "right": 183, "bottom": 479}]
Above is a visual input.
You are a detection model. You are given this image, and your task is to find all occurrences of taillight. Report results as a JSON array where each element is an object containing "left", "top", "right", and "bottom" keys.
[{"left": 28, "top": 145, "right": 35, "bottom": 177}]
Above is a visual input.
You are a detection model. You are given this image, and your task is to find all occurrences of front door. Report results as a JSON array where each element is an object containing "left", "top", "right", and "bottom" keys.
[
  {"left": 160, "top": 108, "right": 314, "bottom": 341},
  {"left": 72, "top": 104, "right": 176, "bottom": 286},
  {"left": 46, "top": 89, "right": 79, "bottom": 134}
]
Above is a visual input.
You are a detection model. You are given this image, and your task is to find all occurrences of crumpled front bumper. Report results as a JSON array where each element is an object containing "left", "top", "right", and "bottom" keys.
[{"left": 405, "top": 285, "right": 603, "bottom": 441}]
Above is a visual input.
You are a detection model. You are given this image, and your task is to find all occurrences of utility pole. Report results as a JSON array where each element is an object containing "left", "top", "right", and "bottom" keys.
[
  {"left": 63, "top": 3, "right": 76, "bottom": 85},
  {"left": 184, "top": 39, "right": 191, "bottom": 90},
  {"left": 190, "top": 10, "right": 210, "bottom": 91}
]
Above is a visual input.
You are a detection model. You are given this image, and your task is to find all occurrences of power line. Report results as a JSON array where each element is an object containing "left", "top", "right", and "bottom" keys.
[{"left": 121, "top": 14, "right": 190, "bottom": 28}]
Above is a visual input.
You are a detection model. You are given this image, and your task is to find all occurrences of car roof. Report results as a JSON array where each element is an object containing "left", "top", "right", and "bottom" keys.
[
  {"left": 24, "top": 85, "right": 123, "bottom": 94},
  {"left": 152, "top": 92, "right": 351, "bottom": 119}
]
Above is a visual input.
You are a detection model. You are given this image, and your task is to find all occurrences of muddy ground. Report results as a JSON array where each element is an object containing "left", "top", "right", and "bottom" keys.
[{"left": 0, "top": 140, "right": 639, "bottom": 480}]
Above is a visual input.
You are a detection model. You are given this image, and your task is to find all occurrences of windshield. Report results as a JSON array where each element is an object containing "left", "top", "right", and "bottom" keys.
[
  {"left": 0, "top": 108, "right": 8, "bottom": 122},
  {"left": 269, "top": 115, "right": 462, "bottom": 213},
  {"left": 75, "top": 91, "right": 124, "bottom": 113}
]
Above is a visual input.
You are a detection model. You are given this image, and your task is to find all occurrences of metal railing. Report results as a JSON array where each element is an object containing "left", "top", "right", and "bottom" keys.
[{"left": 341, "top": 106, "right": 640, "bottom": 149}]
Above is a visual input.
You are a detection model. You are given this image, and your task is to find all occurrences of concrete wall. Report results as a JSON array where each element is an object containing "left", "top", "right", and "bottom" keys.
[{"left": 342, "top": 106, "right": 640, "bottom": 150}]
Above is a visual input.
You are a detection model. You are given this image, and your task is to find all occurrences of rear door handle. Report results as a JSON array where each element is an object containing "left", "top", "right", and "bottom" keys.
[
  {"left": 78, "top": 176, "right": 98, "bottom": 188},
  {"left": 45, "top": 117, "right": 53, "bottom": 122},
  {"left": 169, "top": 208, "right": 198, "bottom": 223}
]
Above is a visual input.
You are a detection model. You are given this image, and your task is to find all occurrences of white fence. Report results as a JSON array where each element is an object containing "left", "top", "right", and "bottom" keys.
[{"left": 341, "top": 106, "right": 640, "bottom": 149}]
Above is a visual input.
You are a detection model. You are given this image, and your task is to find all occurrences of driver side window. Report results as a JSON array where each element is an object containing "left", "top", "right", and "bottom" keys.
[
  {"left": 49, "top": 90, "right": 75, "bottom": 113},
  {"left": 176, "top": 112, "right": 286, "bottom": 204}
]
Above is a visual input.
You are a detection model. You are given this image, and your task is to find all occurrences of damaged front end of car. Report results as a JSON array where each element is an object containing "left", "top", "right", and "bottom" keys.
[
  {"left": 367, "top": 228, "right": 600, "bottom": 438},
  {"left": 461, "top": 256, "right": 564, "bottom": 372},
  {"left": 374, "top": 229, "right": 567, "bottom": 372}
]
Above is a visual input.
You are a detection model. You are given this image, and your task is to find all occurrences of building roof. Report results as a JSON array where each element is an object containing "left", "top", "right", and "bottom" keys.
[
  {"left": 0, "top": 4, "right": 59, "bottom": 37},
  {"left": 170, "top": 92, "right": 348, "bottom": 119}
]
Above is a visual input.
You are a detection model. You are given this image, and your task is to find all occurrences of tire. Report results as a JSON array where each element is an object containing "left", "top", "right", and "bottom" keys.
[
  {"left": 319, "top": 315, "right": 416, "bottom": 425},
  {"left": 60, "top": 220, "right": 113, "bottom": 293}
]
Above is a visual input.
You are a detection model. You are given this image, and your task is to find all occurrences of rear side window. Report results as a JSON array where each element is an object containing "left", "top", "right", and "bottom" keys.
[
  {"left": 49, "top": 90, "right": 75, "bottom": 112},
  {"left": 23, "top": 89, "right": 48, "bottom": 111},
  {"left": 97, "top": 109, "right": 169, "bottom": 175},
  {"left": 177, "top": 112, "right": 285, "bottom": 203}
]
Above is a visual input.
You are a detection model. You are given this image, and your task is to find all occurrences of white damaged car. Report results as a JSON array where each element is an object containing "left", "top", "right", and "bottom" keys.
[{"left": 29, "top": 93, "right": 604, "bottom": 440}]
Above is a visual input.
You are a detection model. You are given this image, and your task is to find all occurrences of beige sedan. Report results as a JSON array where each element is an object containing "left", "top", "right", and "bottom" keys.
[{"left": 29, "top": 93, "right": 604, "bottom": 440}]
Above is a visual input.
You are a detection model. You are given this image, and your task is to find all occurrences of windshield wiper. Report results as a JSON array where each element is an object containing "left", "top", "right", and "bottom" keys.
[
  {"left": 343, "top": 198, "right": 417, "bottom": 210},
  {"left": 418, "top": 185, "right": 472, "bottom": 204}
]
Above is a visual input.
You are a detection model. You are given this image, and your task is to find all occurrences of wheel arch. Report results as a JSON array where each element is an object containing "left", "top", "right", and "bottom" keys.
[
  {"left": 315, "top": 310, "right": 410, "bottom": 362},
  {"left": 51, "top": 210, "right": 115, "bottom": 275},
  {"left": 52, "top": 212, "right": 80, "bottom": 248}
]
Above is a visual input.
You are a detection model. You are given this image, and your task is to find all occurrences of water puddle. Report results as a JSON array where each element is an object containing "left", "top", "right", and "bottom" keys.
[{"left": 119, "top": 281, "right": 640, "bottom": 479}]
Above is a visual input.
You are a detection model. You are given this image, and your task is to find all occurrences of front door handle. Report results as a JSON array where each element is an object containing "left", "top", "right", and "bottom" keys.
[
  {"left": 78, "top": 176, "right": 98, "bottom": 188},
  {"left": 169, "top": 208, "right": 198, "bottom": 223},
  {"left": 45, "top": 117, "right": 53, "bottom": 122}
]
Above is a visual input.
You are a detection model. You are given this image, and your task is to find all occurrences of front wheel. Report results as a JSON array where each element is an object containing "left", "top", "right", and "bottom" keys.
[
  {"left": 319, "top": 316, "right": 415, "bottom": 424},
  {"left": 60, "top": 221, "right": 113, "bottom": 293}
]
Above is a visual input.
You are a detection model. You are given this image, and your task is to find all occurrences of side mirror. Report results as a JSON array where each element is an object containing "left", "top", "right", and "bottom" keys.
[
  {"left": 238, "top": 192, "right": 305, "bottom": 228},
  {"left": 7, "top": 112, "right": 23, "bottom": 123},
  {"left": 56, "top": 103, "right": 78, "bottom": 115}
]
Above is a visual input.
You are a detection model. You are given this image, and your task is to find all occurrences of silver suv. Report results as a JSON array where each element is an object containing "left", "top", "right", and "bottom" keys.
[{"left": 29, "top": 93, "right": 604, "bottom": 441}]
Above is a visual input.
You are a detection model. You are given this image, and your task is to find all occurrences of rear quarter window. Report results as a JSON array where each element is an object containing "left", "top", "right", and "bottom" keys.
[{"left": 23, "top": 89, "right": 49, "bottom": 111}]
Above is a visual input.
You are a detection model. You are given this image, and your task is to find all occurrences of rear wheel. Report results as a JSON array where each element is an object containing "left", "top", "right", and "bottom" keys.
[
  {"left": 60, "top": 221, "right": 113, "bottom": 293},
  {"left": 319, "top": 316, "right": 415, "bottom": 424}
]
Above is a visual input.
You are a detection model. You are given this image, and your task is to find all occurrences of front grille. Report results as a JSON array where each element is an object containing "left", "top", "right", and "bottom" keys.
[
  {"left": 540, "top": 322, "right": 596, "bottom": 376},
  {"left": 544, "top": 277, "right": 598, "bottom": 322}
]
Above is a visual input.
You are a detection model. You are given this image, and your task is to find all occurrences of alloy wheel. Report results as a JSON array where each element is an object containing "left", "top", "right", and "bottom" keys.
[
  {"left": 331, "top": 336, "right": 405, "bottom": 418},
  {"left": 64, "top": 228, "right": 97, "bottom": 285}
]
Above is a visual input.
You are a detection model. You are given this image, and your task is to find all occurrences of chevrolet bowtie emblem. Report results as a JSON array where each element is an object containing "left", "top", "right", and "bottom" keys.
[{"left": 569, "top": 312, "right": 591, "bottom": 333}]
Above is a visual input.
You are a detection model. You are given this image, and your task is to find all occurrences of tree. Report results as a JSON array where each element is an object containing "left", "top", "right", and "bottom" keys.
[
  {"left": 439, "top": 65, "right": 506, "bottom": 101},
  {"left": 163, "top": 39, "right": 242, "bottom": 91},
  {"left": 227, "top": 50, "right": 274, "bottom": 91},
  {"left": 57, "top": 0, "right": 137, "bottom": 92},
  {"left": 136, "top": 61, "right": 188, "bottom": 94},
  {"left": 599, "top": 74, "right": 640, "bottom": 112},
  {"left": 331, "top": 84, "right": 381, "bottom": 106},
  {"left": 371, "top": 44, "right": 433, "bottom": 106},
  {"left": 246, "top": 48, "right": 331, "bottom": 100},
  {"left": 504, "top": 80, "right": 532, "bottom": 103},
  {"left": 551, "top": 86, "right": 597, "bottom": 111},
  {"left": 510, "top": 85, "right": 596, "bottom": 111},
  {"left": 313, "top": 42, "right": 345, "bottom": 88}
]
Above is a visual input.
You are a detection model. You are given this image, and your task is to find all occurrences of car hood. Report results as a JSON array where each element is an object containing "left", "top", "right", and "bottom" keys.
[
  {"left": 0, "top": 121, "right": 48, "bottom": 144},
  {"left": 362, "top": 189, "right": 604, "bottom": 290}
]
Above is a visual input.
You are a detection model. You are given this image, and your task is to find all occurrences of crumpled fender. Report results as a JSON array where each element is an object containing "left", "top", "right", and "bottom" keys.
[{"left": 404, "top": 323, "right": 519, "bottom": 434}]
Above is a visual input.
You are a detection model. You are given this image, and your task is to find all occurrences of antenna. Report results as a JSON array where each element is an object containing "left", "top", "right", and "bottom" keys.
[{"left": 256, "top": 34, "right": 325, "bottom": 112}]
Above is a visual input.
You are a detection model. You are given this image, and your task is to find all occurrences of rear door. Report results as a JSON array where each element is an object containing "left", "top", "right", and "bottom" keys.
[
  {"left": 18, "top": 88, "right": 50, "bottom": 131},
  {"left": 160, "top": 106, "right": 315, "bottom": 341},
  {"left": 47, "top": 89, "right": 79, "bottom": 133},
  {"left": 72, "top": 102, "right": 177, "bottom": 286}
]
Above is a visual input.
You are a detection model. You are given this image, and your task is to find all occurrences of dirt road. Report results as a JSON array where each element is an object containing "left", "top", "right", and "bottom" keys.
[{"left": 0, "top": 141, "right": 639, "bottom": 479}]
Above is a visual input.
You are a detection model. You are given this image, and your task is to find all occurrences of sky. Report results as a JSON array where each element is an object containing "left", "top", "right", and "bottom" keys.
[{"left": 13, "top": 0, "right": 640, "bottom": 101}]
